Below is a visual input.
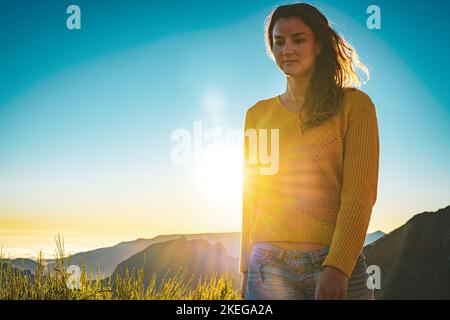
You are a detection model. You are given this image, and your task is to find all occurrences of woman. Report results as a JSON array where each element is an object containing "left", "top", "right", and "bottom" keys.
[{"left": 240, "top": 3, "right": 379, "bottom": 300}]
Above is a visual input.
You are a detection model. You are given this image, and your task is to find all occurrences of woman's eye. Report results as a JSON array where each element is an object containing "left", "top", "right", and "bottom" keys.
[
  {"left": 294, "top": 39, "right": 305, "bottom": 44},
  {"left": 274, "top": 41, "right": 283, "bottom": 46}
]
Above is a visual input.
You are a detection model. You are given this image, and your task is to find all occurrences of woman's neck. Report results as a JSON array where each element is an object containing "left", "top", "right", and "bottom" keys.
[{"left": 282, "top": 74, "right": 312, "bottom": 111}]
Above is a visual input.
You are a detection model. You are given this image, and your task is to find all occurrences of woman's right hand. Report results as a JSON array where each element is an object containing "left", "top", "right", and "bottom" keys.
[{"left": 240, "top": 273, "right": 248, "bottom": 299}]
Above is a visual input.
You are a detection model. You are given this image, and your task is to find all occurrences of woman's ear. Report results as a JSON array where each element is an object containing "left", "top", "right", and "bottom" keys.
[{"left": 315, "top": 43, "right": 322, "bottom": 56}]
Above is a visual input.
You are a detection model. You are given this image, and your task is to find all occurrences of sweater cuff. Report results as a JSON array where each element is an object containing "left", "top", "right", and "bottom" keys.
[{"left": 322, "top": 251, "right": 357, "bottom": 279}]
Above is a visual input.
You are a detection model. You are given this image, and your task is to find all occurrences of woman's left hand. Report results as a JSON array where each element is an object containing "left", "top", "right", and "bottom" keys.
[{"left": 315, "top": 266, "right": 348, "bottom": 300}]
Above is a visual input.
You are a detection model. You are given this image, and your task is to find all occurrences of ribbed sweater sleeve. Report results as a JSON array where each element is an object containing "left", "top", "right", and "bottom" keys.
[{"left": 322, "top": 93, "right": 380, "bottom": 278}]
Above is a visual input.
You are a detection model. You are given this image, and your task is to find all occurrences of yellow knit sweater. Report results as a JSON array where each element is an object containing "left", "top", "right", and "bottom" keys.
[{"left": 240, "top": 88, "right": 379, "bottom": 278}]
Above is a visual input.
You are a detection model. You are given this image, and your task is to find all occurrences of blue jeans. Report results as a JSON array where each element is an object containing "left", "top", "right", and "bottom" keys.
[{"left": 245, "top": 242, "right": 374, "bottom": 300}]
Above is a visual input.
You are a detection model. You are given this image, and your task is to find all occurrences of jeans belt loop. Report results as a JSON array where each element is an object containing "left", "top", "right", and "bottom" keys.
[{"left": 276, "top": 248, "right": 285, "bottom": 262}]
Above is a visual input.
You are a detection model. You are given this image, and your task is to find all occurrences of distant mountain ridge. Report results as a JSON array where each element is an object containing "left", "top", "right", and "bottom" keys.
[
  {"left": 109, "top": 236, "right": 241, "bottom": 290},
  {"left": 364, "top": 230, "right": 385, "bottom": 246},
  {"left": 0, "top": 258, "right": 39, "bottom": 275},
  {"left": 44, "top": 232, "right": 240, "bottom": 279}
]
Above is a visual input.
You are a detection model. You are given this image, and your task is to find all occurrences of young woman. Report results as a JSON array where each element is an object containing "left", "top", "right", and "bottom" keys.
[{"left": 240, "top": 3, "right": 379, "bottom": 300}]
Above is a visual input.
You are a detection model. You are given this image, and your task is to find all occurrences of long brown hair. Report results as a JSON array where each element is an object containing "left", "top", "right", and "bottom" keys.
[{"left": 265, "top": 3, "right": 370, "bottom": 133}]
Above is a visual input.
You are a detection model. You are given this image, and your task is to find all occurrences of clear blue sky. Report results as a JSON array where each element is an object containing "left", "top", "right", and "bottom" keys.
[{"left": 0, "top": 0, "right": 449, "bottom": 256}]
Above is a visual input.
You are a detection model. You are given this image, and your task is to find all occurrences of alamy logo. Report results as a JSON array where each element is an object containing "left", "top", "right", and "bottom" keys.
[
  {"left": 366, "top": 5, "right": 381, "bottom": 30},
  {"left": 367, "top": 265, "right": 381, "bottom": 289},
  {"left": 170, "top": 121, "right": 279, "bottom": 175},
  {"left": 66, "top": 265, "right": 81, "bottom": 289},
  {"left": 244, "top": 128, "right": 279, "bottom": 176},
  {"left": 66, "top": 5, "right": 81, "bottom": 30}
]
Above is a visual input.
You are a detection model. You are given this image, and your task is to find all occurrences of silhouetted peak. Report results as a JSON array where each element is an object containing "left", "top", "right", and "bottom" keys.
[{"left": 363, "top": 205, "right": 450, "bottom": 299}]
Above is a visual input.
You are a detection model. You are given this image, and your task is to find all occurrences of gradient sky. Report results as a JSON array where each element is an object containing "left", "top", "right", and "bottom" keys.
[{"left": 1, "top": 0, "right": 449, "bottom": 258}]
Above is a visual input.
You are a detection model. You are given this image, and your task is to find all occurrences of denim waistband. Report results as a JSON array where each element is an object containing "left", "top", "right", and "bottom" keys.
[{"left": 252, "top": 242, "right": 330, "bottom": 264}]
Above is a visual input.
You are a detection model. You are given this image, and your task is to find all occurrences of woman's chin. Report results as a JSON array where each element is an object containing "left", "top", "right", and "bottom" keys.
[
  {"left": 283, "top": 70, "right": 305, "bottom": 77},
  {"left": 282, "top": 67, "right": 313, "bottom": 79}
]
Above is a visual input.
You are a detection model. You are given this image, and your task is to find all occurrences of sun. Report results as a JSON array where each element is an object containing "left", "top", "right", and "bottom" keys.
[{"left": 193, "top": 145, "right": 243, "bottom": 205}]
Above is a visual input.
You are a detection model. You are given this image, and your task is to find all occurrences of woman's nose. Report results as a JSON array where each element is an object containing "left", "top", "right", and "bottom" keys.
[{"left": 283, "top": 41, "right": 295, "bottom": 54}]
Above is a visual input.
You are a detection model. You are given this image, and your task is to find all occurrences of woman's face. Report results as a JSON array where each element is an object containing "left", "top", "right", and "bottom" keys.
[{"left": 272, "top": 16, "right": 321, "bottom": 78}]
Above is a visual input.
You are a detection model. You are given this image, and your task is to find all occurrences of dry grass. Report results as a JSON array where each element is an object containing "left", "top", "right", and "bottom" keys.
[{"left": 0, "top": 235, "right": 241, "bottom": 300}]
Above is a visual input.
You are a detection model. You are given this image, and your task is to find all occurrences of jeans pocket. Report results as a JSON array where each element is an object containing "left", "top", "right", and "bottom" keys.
[
  {"left": 310, "top": 251, "right": 329, "bottom": 269},
  {"left": 248, "top": 248, "right": 278, "bottom": 284}
]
